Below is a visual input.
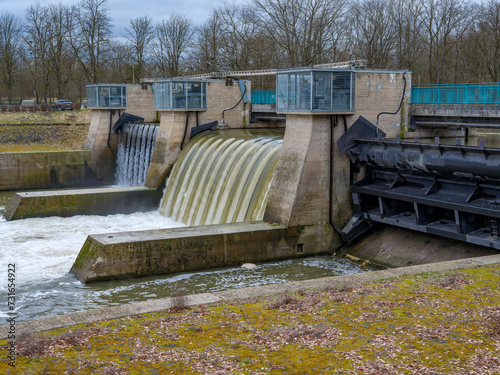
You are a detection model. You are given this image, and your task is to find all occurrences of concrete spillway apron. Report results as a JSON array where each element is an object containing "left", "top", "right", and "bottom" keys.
[
  {"left": 1, "top": 254, "right": 499, "bottom": 339},
  {"left": 70, "top": 221, "right": 302, "bottom": 283}
]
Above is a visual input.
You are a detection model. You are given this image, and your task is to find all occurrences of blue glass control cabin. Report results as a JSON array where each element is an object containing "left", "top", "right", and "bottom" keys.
[
  {"left": 153, "top": 80, "right": 207, "bottom": 111},
  {"left": 86, "top": 84, "right": 127, "bottom": 109},
  {"left": 276, "top": 69, "right": 355, "bottom": 113}
]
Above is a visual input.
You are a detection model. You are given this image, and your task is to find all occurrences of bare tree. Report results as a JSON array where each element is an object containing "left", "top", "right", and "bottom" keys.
[
  {"left": 47, "top": 3, "right": 74, "bottom": 99},
  {"left": 24, "top": 4, "right": 52, "bottom": 103},
  {"left": 351, "top": 0, "right": 398, "bottom": 68},
  {"left": 472, "top": 0, "right": 500, "bottom": 82},
  {"left": 253, "top": 0, "right": 349, "bottom": 67},
  {"left": 393, "top": 0, "right": 424, "bottom": 72},
  {"left": 0, "top": 12, "right": 23, "bottom": 104},
  {"left": 419, "top": 0, "right": 473, "bottom": 83},
  {"left": 104, "top": 40, "right": 133, "bottom": 83},
  {"left": 154, "top": 14, "right": 194, "bottom": 77},
  {"left": 125, "top": 16, "right": 154, "bottom": 82},
  {"left": 190, "top": 11, "right": 224, "bottom": 75},
  {"left": 69, "top": 0, "right": 113, "bottom": 83},
  {"left": 216, "top": 4, "right": 260, "bottom": 71}
]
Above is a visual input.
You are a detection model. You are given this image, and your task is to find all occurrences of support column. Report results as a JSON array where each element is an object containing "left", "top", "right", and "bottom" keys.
[
  {"left": 84, "top": 109, "right": 121, "bottom": 184},
  {"left": 264, "top": 114, "right": 337, "bottom": 251},
  {"left": 145, "top": 111, "right": 197, "bottom": 188}
]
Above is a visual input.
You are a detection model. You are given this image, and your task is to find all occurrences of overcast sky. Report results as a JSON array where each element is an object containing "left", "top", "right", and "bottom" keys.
[{"left": 0, "top": 0, "right": 243, "bottom": 35}]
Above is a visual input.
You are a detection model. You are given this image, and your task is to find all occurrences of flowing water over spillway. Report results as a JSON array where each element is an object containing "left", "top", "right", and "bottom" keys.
[
  {"left": 160, "top": 130, "right": 283, "bottom": 225},
  {"left": 115, "top": 123, "right": 159, "bottom": 186}
]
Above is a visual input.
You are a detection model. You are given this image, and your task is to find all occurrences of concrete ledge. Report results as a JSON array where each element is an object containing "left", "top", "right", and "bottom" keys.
[
  {"left": 3, "top": 253, "right": 500, "bottom": 339},
  {"left": 4, "top": 186, "right": 162, "bottom": 221},
  {"left": 70, "top": 221, "right": 303, "bottom": 283},
  {"left": 412, "top": 104, "right": 500, "bottom": 118}
]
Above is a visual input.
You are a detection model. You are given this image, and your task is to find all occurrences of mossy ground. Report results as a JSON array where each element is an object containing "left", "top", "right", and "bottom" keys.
[
  {"left": 0, "top": 111, "right": 91, "bottom": 152},
  {"left": 1, "top": 264, "right": 499, "bottom": 374}
]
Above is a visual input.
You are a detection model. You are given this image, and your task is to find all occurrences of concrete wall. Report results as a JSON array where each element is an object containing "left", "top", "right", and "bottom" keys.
[
  {"left": 0, "top": 150, "right": 100, "bottom": 191},
  {"left": 4, "top": 187, "right": 161, "bottom": 221},
  {"left": 70, "top": 221, "right": 303, "bottom": 283},
  {"left": 84, "top": 110, "right": 120, "bottom": 184},
  {"left": 412, "top": 104, "right": 500, "bottom": 119},
  {"left": 340, "top": 226, "right": 498, "bottom": 268},
  {"left": 355, "top": 71, "right": 410, "bottom": 138},
  {"left": 204, "top": 80, "right": 251, "bottom": 128},
  {"left": 126, "top": 85, "right": 156, "bottom": 122}
]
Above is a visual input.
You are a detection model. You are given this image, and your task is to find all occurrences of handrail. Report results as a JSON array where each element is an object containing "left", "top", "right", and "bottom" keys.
[
  {"left": 251, "top": 90, "right": 276, "bottom": 105},
  {"left": 412, "top": 83, "right": 500, "bottom": 105}
]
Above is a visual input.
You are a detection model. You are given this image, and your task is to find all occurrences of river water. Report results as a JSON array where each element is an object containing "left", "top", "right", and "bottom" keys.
[{"left": 0, "top": 191, "right": 367, "bottom": 323}]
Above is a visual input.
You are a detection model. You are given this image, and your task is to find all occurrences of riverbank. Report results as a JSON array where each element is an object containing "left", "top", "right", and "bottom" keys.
[
  {"left": 0, "top": 111, "right": 90, "bottom": 152},
  {"left": 1, "top": 255, "right": 499, "bottom": 374}
]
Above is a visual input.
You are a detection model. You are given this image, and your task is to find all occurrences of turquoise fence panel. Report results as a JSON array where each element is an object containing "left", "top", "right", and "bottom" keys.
[
  {"left": 252, "top": 90, "right": 276, "bottom": 104},
  {"left": 412, "top": 83, "right": 500, "bottom": 105}
]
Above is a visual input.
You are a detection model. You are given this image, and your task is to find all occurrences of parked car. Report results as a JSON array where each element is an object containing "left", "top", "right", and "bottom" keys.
[{"left": 53, "top": 99, "right": 73, "bottom": 111}]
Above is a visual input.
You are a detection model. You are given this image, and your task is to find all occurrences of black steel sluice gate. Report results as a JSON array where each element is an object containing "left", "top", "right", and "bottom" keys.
[{"left": 339, "top": 117, "right": 500, "bottom": 250}]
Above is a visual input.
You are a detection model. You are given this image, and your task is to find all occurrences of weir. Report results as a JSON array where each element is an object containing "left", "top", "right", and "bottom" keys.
[
  {"left": 159, "top": 130, "right": 283, "bottom": 225},
  {"left": 115, "top": 123, "right": 159, "bottom": 186}
]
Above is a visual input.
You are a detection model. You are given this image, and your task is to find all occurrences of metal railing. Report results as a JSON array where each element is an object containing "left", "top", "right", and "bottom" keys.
[
  {"left": 412, "top": 83, "right": 500, "bottom": 105},
  {"left": 252, "top": 90, "right": 276, "bottom": 104}
]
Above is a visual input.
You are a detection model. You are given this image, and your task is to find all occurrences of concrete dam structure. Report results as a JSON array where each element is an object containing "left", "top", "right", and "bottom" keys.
[{"left": 6, "top": 63, "right": 497, "bottom": 284}]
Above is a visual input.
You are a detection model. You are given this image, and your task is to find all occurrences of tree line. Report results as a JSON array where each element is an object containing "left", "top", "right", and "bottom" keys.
[{"left": 1, "top": 0, "right": 499, "bottom": 105}]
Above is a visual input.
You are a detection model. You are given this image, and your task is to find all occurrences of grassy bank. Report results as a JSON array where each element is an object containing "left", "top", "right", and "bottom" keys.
[
  {"left": 0, "top": 111, "right": 91, "bottom": 152},
  {"left": 1, "top": 264, "right": 499, "bottom": 374},
  {"left": 0, "top": 110, "right": 91, "bottom": 126}
]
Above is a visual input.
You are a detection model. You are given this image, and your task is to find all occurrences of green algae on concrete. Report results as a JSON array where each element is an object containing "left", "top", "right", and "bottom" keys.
[
  {"left": 70, "top": 221, "right": 304, "bottom": 283},
  {"left": 0, "top": 150, "right": 99, "bottom": 191},
  {"left": 4, "top": 186, "right": 162, "bottom": 221},
  {"left": 2, "top": 259, "right": 500, "bottom": 374}
]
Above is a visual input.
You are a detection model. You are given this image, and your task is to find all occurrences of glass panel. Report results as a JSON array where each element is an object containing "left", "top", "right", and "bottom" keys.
[
  {"left": 187, "top": 82, "right": 202, "bottom": 108},
  {"left": 122, "top": 86, "right": 127, "bottom": 107},
  {"left": 350, "top": 72, "right": 356, "bottom": 111},
  {"left": 154, "top": 82, "right": 171, "bottom": 109},
  {"left": 313, "top": 72, "right": 332, "bottom": 111},
  {"left": 332, "top": 72, "right": 352, "bottom": 111},
  {"left": 109, "top": 86, "right": 122, "bottom": 107},
  {"left": 298, "top": 72, "right": 311, "bottom": 110},
  {"left": 98, "top": 86, "right": 109, "bottom": 107},
  {"left": 277, "top": 74, "right": 287, "bottom": 111},
  {"left": 86, "top": 87, "right": 98, "bottom": 108},
  {"left": 201, "top": 82, "right": 206, "bottom": 109},
  {"left": 86, "top": 85, "right": 126, "bottom": 108},
  {"left": 172, "top": 82, "right": 186, "bottom": 109}
]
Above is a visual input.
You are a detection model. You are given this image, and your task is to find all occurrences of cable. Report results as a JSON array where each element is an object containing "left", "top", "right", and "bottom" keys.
[
  {"left": 375, "top": 72, "right": 408, "bottom": 135},
  {"left": 221, "top": 80, "right": 247, "bottom": 126}
]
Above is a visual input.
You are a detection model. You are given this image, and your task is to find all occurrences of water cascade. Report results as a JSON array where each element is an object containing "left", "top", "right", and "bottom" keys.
[
  {"left": 115, "top": 123, "right": 159, "bottom": 186},
  {"left": 160, "top": 130, "right": 283, "bottom": 225}
]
